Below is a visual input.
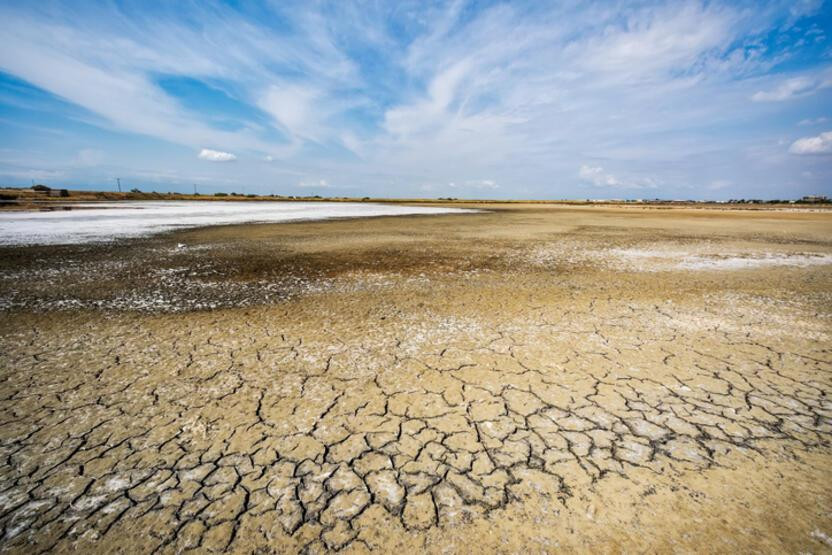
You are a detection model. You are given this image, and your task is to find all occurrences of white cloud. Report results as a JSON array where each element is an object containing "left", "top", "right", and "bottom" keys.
[
  {"left": 752, "top": 74, "right": 832, "bottom": 102},
  {"left": 581, "top": 2, "right": 739, "bottom": 79},
  {"left": 798, "top": 116, "right": 828, "bottom": 126},
  {"left": 298, "top": 179, "right": 331, "bottom": 188},
  {"left": 707, "top": 179, "right": 732, "bottom": 191},
  {"left": 579, "top": 165, "right": 621, "bottom": 187},
  {"left": 788, "top": 131, "right": 832, "bottom": 155},
  {"left": 578, "top": 165, "right": 656, "bottom": 189},
  {"left": 445, "top": 179, "right": 499, "bottom": 190},
  {"left": 259, "top": 84, "right": 318, "bottom": 142},
  {"left": 0, "top": 168, "right": 65, "bottom": 181},
  {"left": 198, "top": 148, "right": 236, "bottom": 162},
  {"left": 74, "top": 148, "right": 104, "bottom": 166},
  {"left": 466, "top": 179, "right": 498, "bottom": 189}
]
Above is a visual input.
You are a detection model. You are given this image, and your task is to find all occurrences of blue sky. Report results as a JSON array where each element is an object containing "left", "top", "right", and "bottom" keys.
[{"left": 0, "top": 0, "right": 830, "bottom": 199}]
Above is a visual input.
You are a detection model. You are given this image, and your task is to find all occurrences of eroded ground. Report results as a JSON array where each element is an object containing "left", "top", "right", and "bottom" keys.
[{"left": 1, "top": 205, "right": 831, "bottom": 553}]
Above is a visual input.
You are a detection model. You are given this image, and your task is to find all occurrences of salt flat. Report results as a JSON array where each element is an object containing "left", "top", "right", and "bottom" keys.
[{"left": 0, "top": 201, "right": 473, "bottom": 245}]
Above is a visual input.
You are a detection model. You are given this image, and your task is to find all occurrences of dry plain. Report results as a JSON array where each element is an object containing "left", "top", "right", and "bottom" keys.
[{"left": 1, "top": 203, "right": 831, "bottom": 553}]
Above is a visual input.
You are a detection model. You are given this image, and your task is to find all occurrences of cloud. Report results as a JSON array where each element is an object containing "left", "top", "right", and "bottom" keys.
[
  {"left": 752, "top": 74, "right": 832, "bottom": 102},
  {"left": 580, "top": 2, "right": 739, "bottom": 79},
  {"left": 0, "top": 168, "right": 65, "bottom": 181},
  {"left": 789, "top": 131, "right": 832, "bottom": 155},
  {"left": 465, "top": 179, "right": 498, "bottom": 189},
  {"left": 579, "top": 165, "right": 656, "bottom": 189},
  {"left": 446, "top": 179, "right": 498, "bottom": 189},
  {"left": 259, "top": 84, "right": 319, "bottom": 143},
  {"left": 74, "top": 148, "right": 104, "bottom": 166},
  {"left": 198, "top": 148, "right": 237, "bottom": 162},
  {"left": 707, "top": 179, "right": 732, "bottom": 191},
  {"left": 298, "top": 179, "right": 331, "bottom": 188},
  {"left": 798, "top": 116, "right": 828, "bottom": 126},
  {"left": 579, "top": 165, "right": 622, "bottom": 187}
]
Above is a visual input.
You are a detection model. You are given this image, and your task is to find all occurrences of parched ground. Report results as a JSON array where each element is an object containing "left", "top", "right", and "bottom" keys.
[{"left": 1, "top": 204, "right": 831, "bottom": 553}]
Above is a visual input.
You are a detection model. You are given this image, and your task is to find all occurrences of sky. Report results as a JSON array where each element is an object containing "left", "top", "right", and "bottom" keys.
[{"left": 0, "top": 1, "right": 830, "bottom": 200}]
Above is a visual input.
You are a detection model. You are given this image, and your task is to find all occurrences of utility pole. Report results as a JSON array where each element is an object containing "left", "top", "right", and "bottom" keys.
[{"left": 116, "top": 178, "right": 121, "bottom": 193}]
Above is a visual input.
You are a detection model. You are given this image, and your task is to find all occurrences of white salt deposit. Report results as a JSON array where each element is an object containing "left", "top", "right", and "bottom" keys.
[
  {"left": 0, "top": 201, "right": 474, "bottom": 246},
  {"left": 811, "top": 529, "right": 832, "bottom": 548},
  {"left": 676, "top": 253, "right": 832, "bottom": 270},
  {"left": 522, "top": 241, "right": 832, "bottom": 272},
  {"left": 605, "top": 247, "right": 832, "bottom": 271}
]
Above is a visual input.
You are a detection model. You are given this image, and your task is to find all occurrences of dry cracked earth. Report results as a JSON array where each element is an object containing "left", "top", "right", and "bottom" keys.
[{"left": 1, "top": 204, "right": 831, "bottom": 553}]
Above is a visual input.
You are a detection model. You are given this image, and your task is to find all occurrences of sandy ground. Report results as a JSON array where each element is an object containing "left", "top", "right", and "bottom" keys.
[{"left": 1, "top": 204, "right": 831, "bottom": 553}]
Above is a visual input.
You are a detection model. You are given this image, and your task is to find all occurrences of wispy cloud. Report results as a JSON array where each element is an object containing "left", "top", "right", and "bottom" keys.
[
  {"left": 752, "top": 73, "right": 832, "bottom": 102},
  {"left": 798, "top": 116, "right": 829, "bottom": 126}
]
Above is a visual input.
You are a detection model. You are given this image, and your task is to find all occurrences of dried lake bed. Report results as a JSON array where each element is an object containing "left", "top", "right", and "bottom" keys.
[{"left": 0, "top": 203, "right": 831, "bottom": 553}]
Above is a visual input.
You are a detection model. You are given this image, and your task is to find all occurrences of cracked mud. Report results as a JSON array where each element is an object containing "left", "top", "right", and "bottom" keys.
[{"left": 1, "top": 205, "right": 831, "bottom": 553}]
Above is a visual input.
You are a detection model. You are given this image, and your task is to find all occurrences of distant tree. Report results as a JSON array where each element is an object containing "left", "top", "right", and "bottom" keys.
[
  {"left": 32, "top": 184, "right": 50, "bottom": 192},
  {"left": 130, "top": 188, "right": 141, "bottom": 193},
  {"left": 215, "top": 192, "right": 228, "bottom": 197}
]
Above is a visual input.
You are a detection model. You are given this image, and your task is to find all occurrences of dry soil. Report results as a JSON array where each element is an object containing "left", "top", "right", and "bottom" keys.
[{"left": 1, "top": 204, "right": 831, "bottom": 553}]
